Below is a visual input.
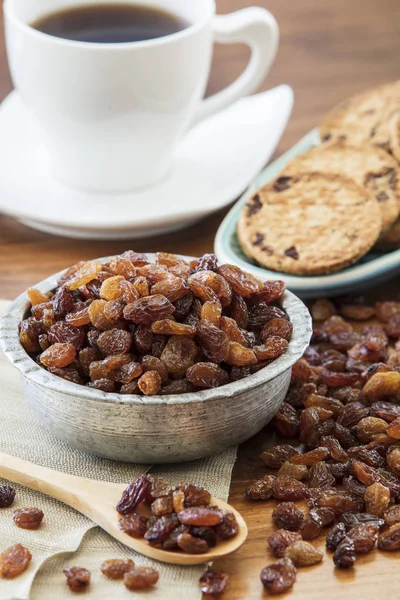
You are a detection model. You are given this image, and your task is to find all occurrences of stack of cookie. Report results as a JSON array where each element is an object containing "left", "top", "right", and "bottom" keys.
[{"left": 238, "top": 80, "right": 400, "bottom": 276}]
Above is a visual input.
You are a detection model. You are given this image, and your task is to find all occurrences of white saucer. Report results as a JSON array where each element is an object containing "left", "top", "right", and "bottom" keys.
[{"left": 0, "top": 86, "right": 293, "bottom": 239}]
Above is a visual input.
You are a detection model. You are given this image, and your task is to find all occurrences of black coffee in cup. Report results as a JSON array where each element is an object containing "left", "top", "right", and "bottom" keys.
[{"left": 31, "top": 3, "right": 189, "bottom": 44}]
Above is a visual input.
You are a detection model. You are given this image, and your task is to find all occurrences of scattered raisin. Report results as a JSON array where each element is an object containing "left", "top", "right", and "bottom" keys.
[
  {"left": 123, "top": 566, "right": 159, "bottom": 590},
  {"left": 13, "top": 508, "right": 44, "bottom": 530},
  {"left": 260, "top": 558, "right": 296, "bottom": 594},
  {"left": 100, "top": 559, "right": 135, "bottom": 579},
  {"left": 272, "top": 502, "right": 304, "bottom": 531},
  {"left": 200, "top": 569, "right": 229, "bottom": 596},
  {"left": 63, "top": 566, "right": 91, "bottom": 592},
  {"left": 0, "top": 544, "right": 32, "bottom": 579},
  {"left": 0, "top": 486, "right": 15, "bottom": 508}
]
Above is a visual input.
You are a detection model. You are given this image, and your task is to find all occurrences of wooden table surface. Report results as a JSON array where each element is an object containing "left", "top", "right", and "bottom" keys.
[{"left": 1, "top": 1, "right": 400, "bottom": 598}]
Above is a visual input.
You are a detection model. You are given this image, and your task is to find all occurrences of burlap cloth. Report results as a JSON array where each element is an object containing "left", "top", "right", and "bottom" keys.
[{"left": 0, "top": 300, "right": 238, "bottom": 599}]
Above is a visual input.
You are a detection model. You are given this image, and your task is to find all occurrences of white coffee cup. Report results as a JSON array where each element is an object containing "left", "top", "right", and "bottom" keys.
[{"left": 4, "top": 0, "right": 279, "bottom": 193}]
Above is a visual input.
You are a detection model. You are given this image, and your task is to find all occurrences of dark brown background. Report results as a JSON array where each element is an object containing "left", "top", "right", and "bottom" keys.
[{"left": 1, "top": 1, "right": 400, "bottom": 597}]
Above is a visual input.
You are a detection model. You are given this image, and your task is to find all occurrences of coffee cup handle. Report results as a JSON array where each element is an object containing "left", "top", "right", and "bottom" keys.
[{"left": 192, "top": 7, "right": 279, "bottom": 126}]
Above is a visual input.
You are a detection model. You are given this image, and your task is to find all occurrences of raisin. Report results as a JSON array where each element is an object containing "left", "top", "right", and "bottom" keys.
[
  {"left": 65, "top": 307, "right": 91, "bottom": 327},
  {"left": 277, "top": 461, "right": 308, "bottom": 481},
  {"left": 119, "top": 514, "right": 148, "bottom": 538},
  {"left": 254, "top": 337, "right": 289, "bottom": 361},
  {"left": 320, "top": 435, "right": 348, "bottom": 461},
  {"left": 245, "top": 475, "right": 275, "bottom": 501},
  {"left": 299, "top": 511, "right": 323, "bottom": 540},
  {"left": 88, "top": 299, "right": 114, "bottom": 330},
  {"left": 387, "top": 416, "right": 400, "bottom": 439},
  {"left": 333, "top": 538, "right": 356, "bottom": 568},
  {"left": 312, "top": 299, "right": 337, "bottom": 321},
  {"left": 216, "top": 513, "right": 239, "bottom": 540},
  {"left": 152, "top": 276, "right": 190, "bottom": 303},
  {"left": 226, "top": 342, "right": 257, "bottom": 366},
  {"left": 116, "top": 361, "right": 143, "bottom": 384},
  {"left": 261, "top": 318, "right": 293, "bottom": 342},
  {"left": 188, "top": 271, "right": 232, "bottom": 307},
  {"left": 290, "top": 447, "right": 330, "bottom": 466},
  {"left": 364, "top": 482, "right": 390, "bottom": 516},
  {"left": 314, "top": 507, "right": 336, "bottom": 526},
  {"left": 386, "top": 313, "right": 400, "bottom": 338},
  {"left": 273, "top": 404, "right": 299, "bottom": 438},
  {"left": 193, "top": 253, "right": 218, "bottom": 272},
  {"left": 248, "top": 305, "right": 287, "bottom": 329},
  {"left": 343, "top": 476, "right": 367, "bottom": 498},
  {"left": 47, "top": 322, "right": 86, "bottom": 350},
  {"left": 0, "top": 544, "right": 32, "bottom": 579},
  {"left": 347, "top": 523, "right": 379, "bottom": 554},
  {"left": 272, "top": 476, "right": 308, "bottom": 501},
  {"left": 339, "top": 512, "right": 384, "bottom": 530},
  {"left": 13, "top": 508, "right": 43, "bottom": 530},
  {"left": 308, "top": 462, "right": 335, "bottom": 489},
  {"left": 259, "top": 445, "right": 298, "bottom": 471},
  {"left": 162, "top": 524, "right": 189, "bottom": 550},
  {"left": 353, "top": 460, "right": 400, "bottom": 497},
  {"left": 123, "top": 566, "right": 159, "bottom": 590},
  {"left": 174, "top": 292, "right": 194, "bottom": 321},
  {"left": 199, "top": 569, "right": 229, "bottom": 595},
  {"left": 378, "top": 523, "right": 400, "bottom": 550},
  {"left": 321, "top": 370, "right": 359, "bottom": 387},
  {"left": 291, "top": 359, "right": 319, "bottom": 384},
  {"left": 219, "top": 316, "right": 246, "bottom": 345},
  {"left": 177, "top": 532, "right": 209, "bottom": 554},
  {"left": 161, "top": 380, "right": 195, "bottom": 395},
  {"left": 337, "top": 403, "right": 369, "bottom": 429},
  {"left": 100, "top": 559, "right": 135, "bottom": 580},
  {"left": 171, "top": 490, "right": 185, "bottom": 513},
  {"left": 299, "top": 407, "right": 320, "bottom": 446},
  {"left": 326, "top": 523, "right": 347, "bottom": 551},
  {"left": 141, "top": 355, "right": 168, "bottom": 383},
  {"left": 144, "top": 514, "right": 180, "bottom": 546},
  {"left": 217, "top": 264, "right": 262, "bottom": 297},
  {"left": 267, "top": 530, "right": 302, "bottom": 558},
  {"left": 178, "top": 507, "right": 223, "bottom": 527},
  {"left": 316, "top": 489, "right": 364, "bottom": 515},
  {"left": 95, "top": 329, "right": 131, "bottom": 356},
  {"left": 151, "top": 319, "right": 196, "bottom": 336},
  {"left": 272, "top": 502, "right": 304, "bottom": 531},
  {"left": 63, "top": 566, "right": 91, "bottom": 591},
  {"left": 0, "top": 486, "right": 15, "bottom": 508},
  {"left": 355, "top": 417, "right": 387, "bottom": 442},
  {"left": 230, "top": 293, "right": 248, "bottom": 328},
  {"left": 116, "top": 475, "right": 153, "bottom": 515},
  {"left": 130, "top": 327, "right": 151, "bottom": 356},
  {"left": 285, "top": 541, "right": 323, "bottom": 567},
  {"left": 384, "top": 505, "right": 400, "bottom": 526},
  {"left": 186, "top": 362, "right": 229, "bottom": 389},
  {"left": 161, "top": 336, "right": 198, "bottom": 378},
  {"left": 53, "top": 286, "right": 75, "bottom": 320},
  {"left": 252, "top": 280, "right": 286, "bottom": 304},
  {"left": 124, "top": 295, "right": 174, "bottom": 324},
  {"left": 260, "top": 558, "right": 296, "bottom": 594},
  {"left": 195, "top": 322, "right": 229, "bottom": 363},
  {"left": 40, "top": 343, "right": 76, "bottom": 368},
  {"left": 138, "top": 371, "right": 162, "bottom": 395},
  {"left": 191, "top": 526, "right": 217, "bottom": 547},
  {"left": 151, "top": 496, "right": 174, "bottom": 517},
  {"left": 180, "top": 484, "right": 211, "bottom": 507}
]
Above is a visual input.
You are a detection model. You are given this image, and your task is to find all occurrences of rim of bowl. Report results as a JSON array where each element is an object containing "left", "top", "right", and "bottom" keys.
[{"left": 0, "top": 254, "right": 312, "bottom": 406}]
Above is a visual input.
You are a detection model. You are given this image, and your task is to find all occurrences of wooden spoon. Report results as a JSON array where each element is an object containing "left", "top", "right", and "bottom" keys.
[{"left": 0, "top": 452, "right": 248, "bottom": 566}]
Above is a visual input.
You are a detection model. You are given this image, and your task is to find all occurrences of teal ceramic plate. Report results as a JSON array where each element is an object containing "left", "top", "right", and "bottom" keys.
[{"left": 215, "top": 128, "right": 400, "bottom": 298}]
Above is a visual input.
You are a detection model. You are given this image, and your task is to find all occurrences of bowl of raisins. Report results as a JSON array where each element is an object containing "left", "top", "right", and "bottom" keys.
[{"left": 0, "top": 252, "right": 311, "bottom": 463}]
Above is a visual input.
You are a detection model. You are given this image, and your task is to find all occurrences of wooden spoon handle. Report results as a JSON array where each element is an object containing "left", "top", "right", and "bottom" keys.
[{"left": 0, "top": 451, "right": 119, "bottom": 506}]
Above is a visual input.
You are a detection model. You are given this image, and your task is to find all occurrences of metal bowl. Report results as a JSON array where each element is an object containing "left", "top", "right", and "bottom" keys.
[{"left": 0, "top": 255, "right": 312, "bottom": 464}]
